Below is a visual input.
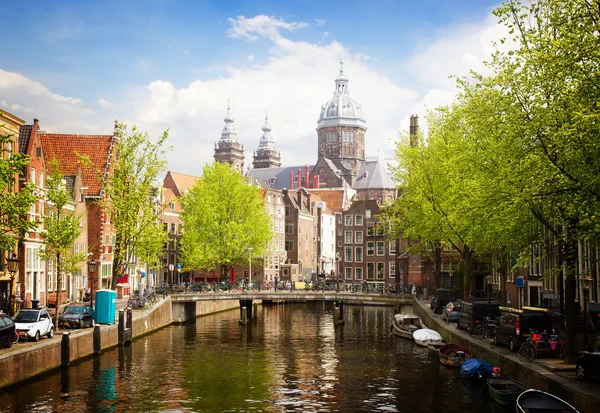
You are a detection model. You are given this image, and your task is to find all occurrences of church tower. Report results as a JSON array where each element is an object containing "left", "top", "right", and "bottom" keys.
[
  {"left": 214, "top": 103, "right": 245, "bottom": 173},
  {"left": 252, "top": 112, "right": 281, "bottom": 169}
]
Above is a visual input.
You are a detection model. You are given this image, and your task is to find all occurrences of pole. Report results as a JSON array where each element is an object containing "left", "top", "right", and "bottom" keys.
[
  {"left": 584, "top": 287, "right": 589, "bottom": 345},
  {"left": 249, "top": 250, "right": 252, "bottom": 284}
]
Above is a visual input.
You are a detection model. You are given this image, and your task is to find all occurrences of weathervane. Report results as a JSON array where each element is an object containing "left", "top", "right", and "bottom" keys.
[{"left": 339, "top": 58, "right": 344, "bottom": 74}]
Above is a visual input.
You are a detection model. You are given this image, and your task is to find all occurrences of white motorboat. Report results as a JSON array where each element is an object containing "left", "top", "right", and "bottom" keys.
[
  {"left": 390, "top": 313, "right": 423, "bottom": 339},
  {"left": 413, "top": 328, "right": 444, "bottom": 347}
]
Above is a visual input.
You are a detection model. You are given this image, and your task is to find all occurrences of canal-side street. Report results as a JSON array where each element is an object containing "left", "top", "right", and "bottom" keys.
[{"left": 1, "top": 293, "right": 599, "bottom": 412}]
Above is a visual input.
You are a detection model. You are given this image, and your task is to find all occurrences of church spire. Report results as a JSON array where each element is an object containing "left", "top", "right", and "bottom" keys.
[
  {"left": 258, "top": 110, "right": 275, "bottom": 150},
  {"left": 220, "top": 100, "right": 237, "bottom": 142}
]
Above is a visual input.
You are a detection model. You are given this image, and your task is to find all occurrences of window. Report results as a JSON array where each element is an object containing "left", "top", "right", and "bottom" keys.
[
  {"left": 285, "top": 224, "right": 294, "bottom": 234},
  {"left": 338, "top": 229, "right": 342, "bottom": 236},
  {"left": 345, "top": 231, "right": 353, "bottom": 244},
  {"left": 367, "top": 241, "right": 375, "bottom": 256},
  {"left": 390, "top": 241, "right": 397, "bottom": 254},
  {"left": 285, "top": 240, "right": 294, "bottom": 251},
  {"left": 367, "top": 226, "right": 375, "bottom": 236},
  {"left": 285, "top": 206, "right": 290, "bottom": 216},
  {"left": 377, "top": 241, "right": 385, "bottom": 256},
  {"left": 355, "top": 267, "right": 363, "bottom": 280},
  {"left": 355, "top": 215, "right": 363, "bottom": 226},
  {"left": 337, "top": 214, "right": 342, "bottom": 223},
  {"left": 389, "top": 261, "right": 396, "bottom": 276},
  {"left": 338, "top": 240, "right": 342, "bottom": 247},
  {"left": 377, "top": 226, "right": 384, "bottom": 236},
  {"left": 377, "top": 263, "right": 385, "bottom": 279},
  {"left": 343, "top": 131, "right": 354, "bottom": 143},
  {"left": 345, "top": 215, "right": 353, "bottom": 226},
  {"left": 326, "top": 131, "right": 337, "bottom": 142},
  {"left": 171, "top": 223, "right": 176, "bottom": 233},
  {"left": 345, "top": 246, "right": 353, "bottom": 262},
  {"left": 31, "top": 168, "right": 35, "bottom": 184},
  {"left": 355, "top": 231, "right": 363, "bottom": 244},
  {"left": 345, "top": 267, "right": 353, "bottom": 280},
  {"left": 39, "top": 172, "right": 44, "bottom": 188},
  {"left": 365, "top": 209, "right": 371, "bottom": 219},
  {"left": 355, "top": 246, "right": 363, "bottom": 263},
  {"left": 367, "top": 263, "right": 375, "bottom": 280}
]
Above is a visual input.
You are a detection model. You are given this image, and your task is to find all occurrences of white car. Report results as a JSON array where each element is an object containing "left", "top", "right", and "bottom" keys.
[{"left": 14, "top": 308, "right": 54, "bottom": 342}]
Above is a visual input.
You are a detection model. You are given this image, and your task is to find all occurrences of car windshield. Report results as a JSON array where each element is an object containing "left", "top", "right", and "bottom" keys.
[
  {"left": 65, "top": 307, "right": 84, "bottom": 314},
  {"left": 14, "top": 310, "right": 39, "bottom": 323}
]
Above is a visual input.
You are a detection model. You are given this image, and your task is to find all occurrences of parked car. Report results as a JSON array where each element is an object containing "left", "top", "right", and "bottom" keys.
[
  {"left": 14, "top": 308, "right": 54, "bottom": 342},
  {"left": 430, "top": 288, "right": 457, "bottom": 314},
  {"left": 494, "top": 306, "right": 554, "bottom": 352},
  {"left": 457, "top": 299, "right": 501, "bottom": 332},
  {"left": 0, "top": 313, "right": 17, "bottom": 348},
  {"left": 58, "top": 304, "right": 96, "bottom": 329},
  {"left": 576, "top": 336, "right": 600, "bottom": 381},
  {"left": 441, "top": 302, "right": 462, "bottom": 323}
]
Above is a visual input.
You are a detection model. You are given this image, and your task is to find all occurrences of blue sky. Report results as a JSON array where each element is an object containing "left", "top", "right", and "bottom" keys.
[{"left": 2, "top": 0, "right": 504, "bottom": 176}]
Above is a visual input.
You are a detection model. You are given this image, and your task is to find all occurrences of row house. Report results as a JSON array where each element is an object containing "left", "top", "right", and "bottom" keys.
[
  {"left": 282, "top": 187, "right": 315, "bottom": 282},
  {"left": 253, "top": 188, "right": 286, "bottom": 282},
  {"left": 0, "top": 110, "right": 25, "bottom": 309}
]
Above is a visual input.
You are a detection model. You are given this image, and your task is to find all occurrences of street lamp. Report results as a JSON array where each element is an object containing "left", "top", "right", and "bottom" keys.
[
  {"left": 6, "top": 253, "right": 19, "bottom": 316},
  {"left": 88, "top": 259, "right": 98, "bottom": 308},
  {"left": 247, "top": 247, "right": 253, "bottom": 284}
]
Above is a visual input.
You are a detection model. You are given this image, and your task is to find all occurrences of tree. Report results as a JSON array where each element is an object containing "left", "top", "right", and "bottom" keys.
[
  {"left": 40, "top": 159, "right": 86, "bottom": 327},
  {"left": 180, "top": 162, "right": 272, "bottom": 281},
  {"left": 0, "top": 114, "right": 38, "bottom": 314},
  {"left": 98, "top": 124, "right": 170, "bottom": 289}
]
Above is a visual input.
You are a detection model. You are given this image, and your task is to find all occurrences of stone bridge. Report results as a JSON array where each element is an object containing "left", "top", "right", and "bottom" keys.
[{"left": 170, "top": 292, "right": 415, "bottom": 323}]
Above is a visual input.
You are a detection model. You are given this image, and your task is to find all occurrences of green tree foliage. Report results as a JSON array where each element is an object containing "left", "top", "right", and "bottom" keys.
[
  {"left": 0, "top": 115, "right": 37, "bottom": 251},
  {"left": 40, "top": 159, "right": 86, "bottom": 326},
  {"left": 99, "top": 124, "right": 170, "bottom": 289},
  {"left": 180, "top": 162, "right": 272, "bottom": 280}
]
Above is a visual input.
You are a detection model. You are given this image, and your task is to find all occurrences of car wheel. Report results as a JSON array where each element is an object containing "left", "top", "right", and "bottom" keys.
[
  {"left": 576, "top": 361, "right": 589, "bottom": 381},
  {"left": 34, "top": 331, "right": 40, "bottom": 342},
  {"left": 47, "top": 327, "right": 54, "bottom": 338},
  {"left": 509, "top": 338, "right": 516, "bottom": 352},
  {"left": 91, "top": 319, "right": 95, "bottom": 328},
  {"left": 6, "top": 335, "right": 13, "bottom": 348},
  {"left": 80, "top": 320, "right": 85, "bottom": 329}
]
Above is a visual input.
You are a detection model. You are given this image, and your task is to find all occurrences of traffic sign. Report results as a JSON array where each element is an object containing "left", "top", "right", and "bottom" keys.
[{"left": 169, "top": 264, "right": 174, "bottom": 271}]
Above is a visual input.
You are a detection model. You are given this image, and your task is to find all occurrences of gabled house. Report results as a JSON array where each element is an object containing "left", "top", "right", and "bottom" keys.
[{"left": 40, "top": 127, "right": 117, "bottom": 300}]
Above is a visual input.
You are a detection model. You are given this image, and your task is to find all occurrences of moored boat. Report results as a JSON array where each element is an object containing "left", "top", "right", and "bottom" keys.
[
  {"left": 438, "top": 343, "right": 472, "bottom": 367},
  {"left": 460, "top": 358, "right": 493, "bottom": 379},
  {"left": 516, "top": 389, "right": 579, "bottom": 413},
  {"left": 390, "top": 313, "right": 422, "bottom": 339},
  {"left": 413, "top": 328, "right": 444, "bottom": 347},
  {"left": 486, "top": 376, "right": 528, "bottom": 406}
]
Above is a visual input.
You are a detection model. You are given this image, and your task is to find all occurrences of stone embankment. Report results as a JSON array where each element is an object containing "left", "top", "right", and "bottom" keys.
[
  {"left": 413, "top": 298, "right": 599, "bottom": 413},
  {"left": 0, "top": 297, "right": 239, "bottom": 389}
]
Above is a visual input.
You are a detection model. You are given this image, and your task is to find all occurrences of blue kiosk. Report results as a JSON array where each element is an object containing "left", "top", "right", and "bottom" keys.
[{"left": 95, "top": 289, "right": 117, "bottom": 324}]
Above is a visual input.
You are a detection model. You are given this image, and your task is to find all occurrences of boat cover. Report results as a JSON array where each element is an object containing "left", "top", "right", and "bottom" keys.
[{"left": 460, "top": 358, "right": 494, "bottom": 376}]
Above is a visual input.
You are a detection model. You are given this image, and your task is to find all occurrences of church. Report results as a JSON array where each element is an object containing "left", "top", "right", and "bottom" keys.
[{"left": 214, "top": 65, "right": 397, "bottom": 201}]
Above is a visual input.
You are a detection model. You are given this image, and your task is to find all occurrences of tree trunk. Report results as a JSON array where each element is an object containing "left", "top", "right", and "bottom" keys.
[
  {"left": 564, "top": 225, "right": 578, "bottom": 364},
  {"left": 433, "top": 242, "right": 442, "bottom": 289},
  {"left": 110, "top": 241, "right": 125, "bottom": 290},
  {"left": 462, "top": 245, "right": 473, "bottom": 298},
  {"left": 54, "top": 252, "right": 61, "bottom": 329}
]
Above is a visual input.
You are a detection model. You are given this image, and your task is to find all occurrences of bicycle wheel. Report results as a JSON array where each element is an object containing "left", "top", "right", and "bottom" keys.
[
  {"left": 477, "top": 326, "right": 490, "bottom": 340},
  {"left": 518, "top": 343, "right": 534, "bottom": 362},
  {"left": 12, "top": 331, "right": 20, "bottom": 344}
]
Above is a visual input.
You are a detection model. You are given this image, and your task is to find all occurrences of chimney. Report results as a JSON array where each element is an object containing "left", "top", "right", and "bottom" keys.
[
  {"left": 298, "top": 169, "right": 301, "bottom": 188},
  {"left": 409, "top": 115, "right": 419, "bottom": 147},
  {"left": 305, "top": 165, "right": 309, "bottom": 189},
  {"left": 290, "top": 170, "right": 294, "bottom": 190},
  {"left": 313, "top": 175, "right": 318, "bottom": 189}
]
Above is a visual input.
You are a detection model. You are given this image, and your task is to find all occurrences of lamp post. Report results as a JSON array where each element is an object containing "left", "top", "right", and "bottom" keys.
[
  {"left": 6, "top": 253, "right": 19, "bottom": 316},
  {"left": 88, "top": 259, "right": 98, "bottom": 308},
  {"left": 449, "top": 270, "right": 454, "bottom": 298},
  {"left": 335, "top": 252, "right": 341, "bottom": 292},
  {"left": 582, "top": 276, "right": 592, "bottom": 345},
  {"left": 247, "top": 247, "right": 253, "bottom": 284}
]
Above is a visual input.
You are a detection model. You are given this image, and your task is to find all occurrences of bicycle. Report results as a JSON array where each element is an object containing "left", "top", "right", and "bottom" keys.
[
  {"left": 518, "top": 330, "right": 565, "bottom": 362},
  {"left": 477, "top": 317, "right": 498, "bottom": 340}
]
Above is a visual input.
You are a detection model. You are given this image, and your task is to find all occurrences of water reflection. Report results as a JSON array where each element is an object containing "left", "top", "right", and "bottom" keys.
[{"left": 0, "top": 302, "right": 510, "bottom": 413}]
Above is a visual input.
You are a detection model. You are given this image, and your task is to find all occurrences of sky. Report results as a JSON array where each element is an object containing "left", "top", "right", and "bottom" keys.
[{"left": 1, "top": 0, "right": 506, "bottom": 178}]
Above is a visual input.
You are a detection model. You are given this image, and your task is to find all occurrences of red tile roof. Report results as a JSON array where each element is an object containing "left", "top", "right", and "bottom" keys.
[
  {"left": 308, "top": 188, "right": 346, "bottom": 213},
  {"left": 40, "top": 133, "right": 115, "bottom": 195},
  {"left": 166, "top": 171, "right": 199, "bottom": 196}
]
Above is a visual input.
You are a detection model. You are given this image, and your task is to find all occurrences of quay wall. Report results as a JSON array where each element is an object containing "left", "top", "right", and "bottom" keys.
[{"left": 413, "top": 298, "right": 598, "bottom": 413}]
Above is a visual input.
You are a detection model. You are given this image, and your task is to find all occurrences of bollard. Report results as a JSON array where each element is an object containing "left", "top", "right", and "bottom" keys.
[
  {"left": 253, "top": 303, "right": 258, "bottom": 320},
  {"left": 127, "top": 307, "right": 133, "bottom": 329},
  {"left": 93, "top": 325, "right": 101, "bottom": 355},
  {"left": 61, "top": 332, "right": 70, "bottom": 367},
  {"left": 118, "top": 309, "right": 125, "bottom": 345},
  {"left": 240, "top": 307, "right": 247, "bottom": 324}
]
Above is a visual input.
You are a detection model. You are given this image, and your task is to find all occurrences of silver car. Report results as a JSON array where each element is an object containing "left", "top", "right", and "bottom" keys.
[{"left": 442, "top": 302, "right": 461, "bottom": 323}]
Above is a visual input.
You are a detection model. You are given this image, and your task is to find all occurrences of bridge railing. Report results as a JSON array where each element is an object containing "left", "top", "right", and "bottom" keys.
[{"left": 152, "top": 281, "right": 410, "bottom": 296}]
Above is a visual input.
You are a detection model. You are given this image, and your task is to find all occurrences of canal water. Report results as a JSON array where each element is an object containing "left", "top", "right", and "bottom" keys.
[{"left": 0, "top": 302, "right": 510, "bottom": 413}]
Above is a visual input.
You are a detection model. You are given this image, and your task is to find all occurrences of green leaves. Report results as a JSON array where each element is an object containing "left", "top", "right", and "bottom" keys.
[{"left": 180, "top": 162, "right": 272, "bottom": 278}]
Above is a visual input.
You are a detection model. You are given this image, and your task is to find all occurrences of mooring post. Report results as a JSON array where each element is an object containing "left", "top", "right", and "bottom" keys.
[
  {"left": 240, "top": 307, "right": 248, "bottom": 324},
  {"left": 127, "top": 307, "right": 133, "bottom": 330},
  {"left": 118, "top": 309, "right": 125, "bottom": 345},
  {"left": 61, "top": 332, "right": 70, "bottom": 367},
  {"left": 93, "top": 325, "right": 101, "bottom": 355},
  {"left": 253, "top": 302, "right": 258, "bottom": 319},
  {"left": 339, "top": 301, "right": 344, "bottom": 321}
]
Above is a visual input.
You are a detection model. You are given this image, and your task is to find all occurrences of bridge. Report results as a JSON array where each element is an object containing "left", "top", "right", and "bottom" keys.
[{"left": 169, "top": 291, "right": 415, "bottom": 323}]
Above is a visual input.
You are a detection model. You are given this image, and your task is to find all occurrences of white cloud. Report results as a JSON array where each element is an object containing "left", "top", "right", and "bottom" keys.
[
  {"left": 315, "top": 19, "right": 326, "bottom": 26},
  {"left": 2, "top": 12, "right": 509, "bottom": 178},
  {"left": 227, "top": 15, "right": 309, "bottom": 42},
  {"left": 98, "top": 98, "right": 113, "bottom": 109}
]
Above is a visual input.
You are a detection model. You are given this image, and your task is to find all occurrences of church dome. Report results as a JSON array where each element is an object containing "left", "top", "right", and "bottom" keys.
[{"left": 317, "top": 66, "right": 366, "bottom": 129}]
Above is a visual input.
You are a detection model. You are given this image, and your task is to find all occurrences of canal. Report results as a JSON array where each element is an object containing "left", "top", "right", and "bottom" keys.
[{"left": 0, "top": 302, "right": 510, "bottom": 413}]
